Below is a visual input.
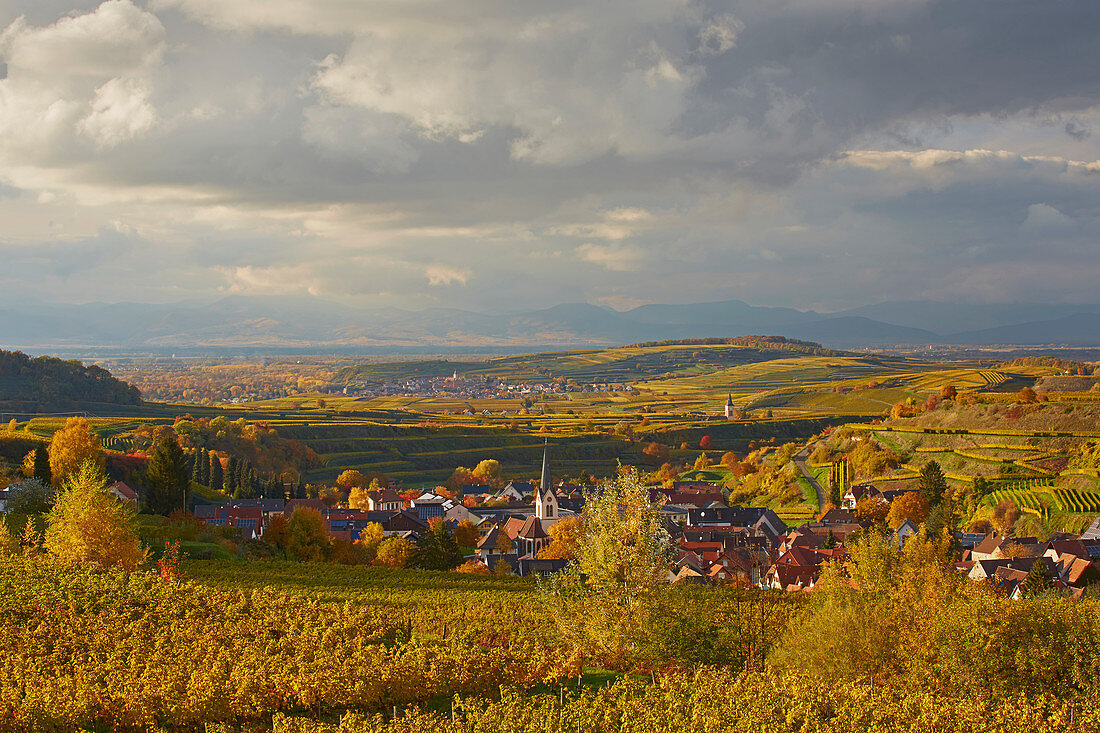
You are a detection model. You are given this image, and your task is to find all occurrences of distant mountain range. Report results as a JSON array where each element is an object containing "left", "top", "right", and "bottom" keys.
[{"left": 2, "top": 296, "right": 1099, "bottom": 352}]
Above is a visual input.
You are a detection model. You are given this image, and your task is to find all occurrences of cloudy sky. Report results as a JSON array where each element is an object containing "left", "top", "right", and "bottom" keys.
[{"left": 1, "top": 0, "right": 1098, "bottom": 312}]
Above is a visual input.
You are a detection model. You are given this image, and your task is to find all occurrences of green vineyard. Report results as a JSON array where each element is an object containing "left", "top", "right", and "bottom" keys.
[{"left": 1052, "top": 488, "right": 1100, "bottom": 513}]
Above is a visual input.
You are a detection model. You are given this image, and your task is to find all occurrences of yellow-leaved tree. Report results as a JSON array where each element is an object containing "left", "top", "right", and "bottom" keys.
[
  {"left": 374, "top": 536, "right": 414, "bottom": 568},
  {"left": 44, "top": 460, "right": 148, "bottom": 572},
  {"left": 0, "top": 520, "right": 17, "bottom": 557},
  {"left": 287, "top": 507, "right": 330, "bottom": 562},
  {"left": 541, "top": 466, "right": 672, "bottom": 664},
  {"left": 48, "top": 417, "right": 104, "bottom": 486},
  {"left": 354, "top": 521, "right": 385, "bottom": 561},
  {"left": 536, "top": 515, "right": 583, "bottom": 559},
  {"left": 348, "top": 478, "right": 382, "bottom": 510}
]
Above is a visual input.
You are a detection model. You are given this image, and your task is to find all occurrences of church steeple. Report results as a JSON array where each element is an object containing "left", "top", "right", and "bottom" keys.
[
  {"left": 539, "top": 437, "right": 550, "bottom": 493},
  {"left": 536, "top": 438, "right": 558, "bottom": 520}
]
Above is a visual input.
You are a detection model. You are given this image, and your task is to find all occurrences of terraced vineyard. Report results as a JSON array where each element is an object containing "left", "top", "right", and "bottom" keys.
[{"left": 1052, "top": 488, "right": 1100, "bottom": 513}]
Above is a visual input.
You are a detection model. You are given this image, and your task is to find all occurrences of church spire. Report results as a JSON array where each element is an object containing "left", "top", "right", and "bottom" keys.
[{"left": 539, "top": 437, "right": 550, "bottom": 494}]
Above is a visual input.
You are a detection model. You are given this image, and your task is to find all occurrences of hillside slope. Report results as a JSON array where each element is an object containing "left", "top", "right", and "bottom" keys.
[{"left": 0, "top": 349, "right": 142, "bottom": 410}]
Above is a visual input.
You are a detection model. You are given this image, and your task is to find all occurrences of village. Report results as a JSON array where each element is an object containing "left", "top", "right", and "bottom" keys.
[{"left": 147, "top": 442, "right": 1100, "bottom": 597}]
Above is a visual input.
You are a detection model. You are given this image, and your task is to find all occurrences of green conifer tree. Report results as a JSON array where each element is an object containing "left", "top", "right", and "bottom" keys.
[
  {"left": 209, "top": 455, "right": 224, "bottom": 492},
  {"left": 145, "top": 433, "right": 190, "bottom": 515},
  {"left": 919, "top": 460, "right": 948, "bottom": 507},
  {"left": 32, "top": 447, "right": 52, "bottom": 486}
]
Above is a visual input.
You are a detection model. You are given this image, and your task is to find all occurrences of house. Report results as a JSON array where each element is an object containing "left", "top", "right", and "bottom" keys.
[
  {"left": 365, "top": 488, "right": 404, "bottom": 512},
  {"left": 970, "top": 534, "right": 1042, "bottom": 562},
  {"left": 204, "top": 506, "right": 263, "bottom": 539},
  {"left": 673, "top": 566, "right": 706, "bottom": 584},
  {"left": 107, "top": 481, "right": 138, "bottom": 505},
  {"left": 686, "top": 506, "right": 787, "bottom": 536},
  {"left": 969, "top": 557, "right": 1057, "bottom": 583},
  {"left": 766, "top": 564, "right": 818, "bottom": 591},
  {"left": 818, "top": 508, "right": 858, "bottom": 525},
  {"left": 517, "top": 556, "right": 569, "bottom": 577},
  {"left": 382, "top": 510, "right": 429, "bottom": 536},
  {"left": 412, "top": 498, "right": 447, "bottom": 522},
  {"left": 842, "top": 483, "right": 876, "bottom": 510},
  {"left": 476, "top": 524, "right": 509, "bottom": 556},
  {"left": 895, "top": 519, "right": 918, "bottom": 545},
  {"left": 0, "top": 487, "right": 10, "bottom": 512},
  {"left": 285, "top": 499, "right": 328, "bottom": 515},
  {"left": 496, "top": 482, "right": 531, "bottom": 502},
  {"left": 483, "top": 552, "right": 520, "bottom": 574}
]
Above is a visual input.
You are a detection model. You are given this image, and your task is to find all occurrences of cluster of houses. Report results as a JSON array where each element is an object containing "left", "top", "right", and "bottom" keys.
[
  {"left": 342, "top": 371, "right": 629, "bottom": 401},
  {"left": 181, "top": 448, "right": 1100, "bottom": 595},
  {"left": 660, "top": 485, "right": 1100, "bottom": 595}
]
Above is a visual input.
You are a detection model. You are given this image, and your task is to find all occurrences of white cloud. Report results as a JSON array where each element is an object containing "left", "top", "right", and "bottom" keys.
[
  {"left": 425, "top": 264, "right": 470, "bottom": 286},
  {"left": 78, "top": 77, "right": 156, "bottom": 147},
  {"left": 218, "top": 264, "right": 322, "bottom": 295},
  {"left": 576, "top": 242, "right": 645, "bottom": 271},
  {"left": 698, "top": 14, "right": 744, "bottom": 55},
  {"left": 0, "top": 1, "right": 165, "bottom": 177},
  {"left": 1023, "top": 203, "right": 1076, "bottom": 232}
]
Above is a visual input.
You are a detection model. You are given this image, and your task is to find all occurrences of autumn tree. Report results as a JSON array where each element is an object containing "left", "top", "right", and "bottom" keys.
[
  {"left": 536, "top": 515, "right": 583, "bottom": 559},
  {"left": 473, "top": 459, "right": 501, "bottom": 484},
  {"left": 887, "top": 491, "right": 930, "bottom": 529},
  {"left": 456, "top": 559, "right": 490, "bottom": 574},
  {"left": 849, "top": 442, "right": 899, "bottom": 478},
  {"left": 1018, "top": 386, "right": 1039, "bottom": 404},
  {"left": 855, "top": 495, "right": 889, "bottom": 524},
  {"left": 453, "top": 519, "right": 479, "bottom": 548},
  {"left": 287, "top": 507, "right": 330, "bottom": 562},
  {"left": 693, "top": 452, "right": 712, "bottom": 470},
  {"left": 43, "top": 461, "right": 148, "bottom": 572},
  {"left": 699, "top": 435, "right": 714, "bottom": 450},
  {"left": 940, "top": 385, "right": 957, "bottom": 400},
  {"left": 495, "top": 530, "right": 514, "bottom": 554},
  {"left": 991, "top": 498, "right": 1020, "bottom": 532},
  {"left": 263, "top": 514, "right": 290, "bottom": 550},
  {"left": 719, "top": 451, "right": 739, "bottom": 470},
  {"left": 145, "top": 432, "right": 190, "bottom": 515},
  {"left": 355, "top": 522, "right": 385, "bottom": 561},
  {"left": 348, "top": 478, "right": 381, "bottom": 510},
  {"left": 375, "top": 536, "right": 415, "bottom": 567},
  {"left": 541, "top": 466, "right": 672, "bottom": 661},
  {"left": 21, "top": 517, "right": 41, "bottom": 555},
  {"left": 48, "top": 417, "right": 103, "bottom": 486},
  {"left": 336, "top": 470, "right": 366, "bottom": 491},
  {"left": 642, "top": 442, "right": 669, "bottom": 465},
  {"left": 0, "top": 518, "right": 18, "bottom": 557}
]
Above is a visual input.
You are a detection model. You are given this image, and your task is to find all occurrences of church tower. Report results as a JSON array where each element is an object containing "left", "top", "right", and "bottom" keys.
[
  {"left": 725, "top": 392, "right": 736, "bottom": 420},
  {"left": 535, "top": 438, "right": 559, "bottom": 520}
]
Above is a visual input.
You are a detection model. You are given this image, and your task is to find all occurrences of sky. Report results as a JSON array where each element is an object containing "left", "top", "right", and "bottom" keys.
[{"left": 0, "top": 0, "right": 1098, "bottom": 313}]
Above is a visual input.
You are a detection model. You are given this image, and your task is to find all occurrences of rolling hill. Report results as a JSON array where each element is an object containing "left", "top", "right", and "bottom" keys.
[{"left": 3, "top": 296, "right": 1099, "bottom": 351}]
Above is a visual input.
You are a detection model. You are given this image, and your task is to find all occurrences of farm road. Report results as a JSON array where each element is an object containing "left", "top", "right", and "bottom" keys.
[{"left": 794, "top": 446, "right": 826, "bottom": 513}]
